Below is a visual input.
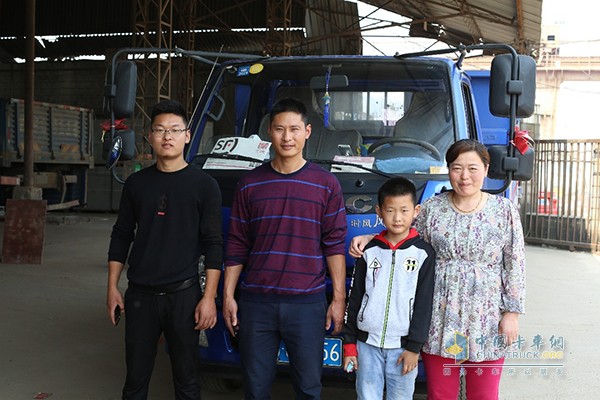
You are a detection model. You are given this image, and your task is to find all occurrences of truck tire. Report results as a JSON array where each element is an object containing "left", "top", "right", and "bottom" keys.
[{"left": 200, "top": 375, "right": 242, "bottom": 393}]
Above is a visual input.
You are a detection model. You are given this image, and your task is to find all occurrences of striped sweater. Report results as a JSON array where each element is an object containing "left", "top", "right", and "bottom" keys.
[{"left": 225, "top": 162, "right": 347, "bottom": 303}]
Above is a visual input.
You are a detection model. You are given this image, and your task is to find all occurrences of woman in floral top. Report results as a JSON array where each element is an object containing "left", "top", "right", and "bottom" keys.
[{"left": 350, "top": 139, "right": 526, "bottom": 400}]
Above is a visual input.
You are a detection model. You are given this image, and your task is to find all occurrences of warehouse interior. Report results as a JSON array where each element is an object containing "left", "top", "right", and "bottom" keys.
[
  {"left": 0, "top": 0, "right": 543, "bottom": 211},
  {"left": 2, "top": 3, "right": 570, "bottom": 399}
]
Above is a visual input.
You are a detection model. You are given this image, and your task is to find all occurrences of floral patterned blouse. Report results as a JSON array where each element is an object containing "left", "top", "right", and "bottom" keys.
[{"left": 415, "top": 192, "right": 526, "bottom": 362}]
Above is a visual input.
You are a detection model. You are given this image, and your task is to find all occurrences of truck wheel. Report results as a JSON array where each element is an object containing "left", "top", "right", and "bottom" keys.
[{"left": 200, "top": 375, "right": 242, "bottom": 393}]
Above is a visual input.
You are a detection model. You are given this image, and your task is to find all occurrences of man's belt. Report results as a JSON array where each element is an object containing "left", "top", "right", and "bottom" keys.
[{"left": 128, "top": 277, "right": 198, "bottom": 295}]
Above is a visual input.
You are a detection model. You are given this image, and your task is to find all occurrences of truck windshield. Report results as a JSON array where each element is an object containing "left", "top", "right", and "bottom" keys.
[{"left": 192, "top": 57, "right": 455, "bottom": 175}]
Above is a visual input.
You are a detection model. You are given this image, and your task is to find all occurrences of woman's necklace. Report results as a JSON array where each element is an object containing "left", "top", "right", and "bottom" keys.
[{"left": 451, "top": 191, "right": 483, "bottom": 214}]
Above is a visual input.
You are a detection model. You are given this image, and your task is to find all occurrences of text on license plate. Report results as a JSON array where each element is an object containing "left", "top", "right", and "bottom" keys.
[{"left": 277, "top": 337, "right": 342, "bottom": 367}]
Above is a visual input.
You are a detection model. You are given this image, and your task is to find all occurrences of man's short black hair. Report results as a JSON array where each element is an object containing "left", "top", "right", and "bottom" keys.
[
  {"left": 269, "top": 98, "right": 309, "bottom": 126},
  {"left": 378, "top": 177, "right": 417, "bottom": 207},
  {"left": 150, "top": 99, "right": 188, "bottom": 126}
]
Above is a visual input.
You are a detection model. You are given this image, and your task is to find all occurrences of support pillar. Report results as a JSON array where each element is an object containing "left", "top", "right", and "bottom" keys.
[{"left": 1, "top": 0, "right": 46, "bottom": 265}]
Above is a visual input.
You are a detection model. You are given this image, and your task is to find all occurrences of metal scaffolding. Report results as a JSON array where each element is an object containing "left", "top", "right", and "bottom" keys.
[
  {"left": 130, "top": 0, "right": 196, "bottom": 157},
  {"left": 134, "top": 0, "right": 173, "bottom": 126},
  {"left": 174, "top": 0, "right": 197, "bottom": 114},
  {"left": 265, "top": 0, "right": 292, "bottom": 56}
]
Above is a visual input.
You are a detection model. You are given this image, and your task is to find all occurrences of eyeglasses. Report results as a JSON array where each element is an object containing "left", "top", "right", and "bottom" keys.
[{"left": 150, "top": 128, "right": 188, "bottom": 136}]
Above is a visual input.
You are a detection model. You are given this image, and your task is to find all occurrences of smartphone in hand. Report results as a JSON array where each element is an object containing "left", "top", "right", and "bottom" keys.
[
  {"left": 114, "top": 305, "right": 121, "bottom": 326},
  {"left": 345, "top": 360, "right": 355, "bottom": 373}
]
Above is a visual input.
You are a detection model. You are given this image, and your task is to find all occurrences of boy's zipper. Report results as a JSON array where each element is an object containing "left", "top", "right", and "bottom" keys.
[{"left": 380, "top": 249, "right": 396, "bottom": 347}]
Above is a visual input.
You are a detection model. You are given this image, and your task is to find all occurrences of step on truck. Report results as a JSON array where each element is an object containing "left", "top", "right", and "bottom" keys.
[{"left": 104, "top": 43, "right": 536, "bottom": 392}]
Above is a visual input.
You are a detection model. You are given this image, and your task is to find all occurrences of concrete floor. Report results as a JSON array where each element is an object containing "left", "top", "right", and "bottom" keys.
[{"left": 0, "top": 213, "right": 598, "bottom": 399}]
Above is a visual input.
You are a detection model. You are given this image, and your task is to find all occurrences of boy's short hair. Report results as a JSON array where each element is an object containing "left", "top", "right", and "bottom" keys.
[
  {"left": 269, "top": 98, "right": 309, "bottom": 126},
  {"left": 150, "top": 99, "right": 188, "bottom": 126},
  {"left": 377, "top": 177, "right": 417, "bottom": 207}
]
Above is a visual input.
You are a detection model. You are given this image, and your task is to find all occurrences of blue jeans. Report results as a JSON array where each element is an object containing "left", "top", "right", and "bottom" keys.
[
  {"left": 356, "top": 341, "right": 417, "bottom": 400},
  {"left": 238, "top": 299, "right": 327, "bottom": 400}
]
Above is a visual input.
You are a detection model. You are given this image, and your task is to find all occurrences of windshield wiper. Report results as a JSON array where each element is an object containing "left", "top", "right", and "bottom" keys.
[
  {"left": 198, "top": 154, "right": 391, "bottom": 177},
  {"left": 202, "top": 153, "right": 267, "bottom": 164},
  {"left": 308, "top": 159, "right": 391, "bottom": 178}
]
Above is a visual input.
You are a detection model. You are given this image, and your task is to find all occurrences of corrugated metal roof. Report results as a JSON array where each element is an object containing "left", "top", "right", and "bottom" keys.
[
  {"left": 0, "top": 0, "right": 542, "bottom": 62},
  {"left": 0, "top": 0, "right": 304, "bottom": 62},
  {"left": 304, "top": 0, "right": 362, "bottom": 55},
  {"left": 0, "top": 0, "right": 133, "bottom": 37},
  {"left": 361, "top": 0, "right": 542, "bottom": 55}
]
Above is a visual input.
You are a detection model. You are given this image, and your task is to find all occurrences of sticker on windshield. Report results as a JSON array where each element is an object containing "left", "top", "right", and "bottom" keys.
[
  {"left": 249, "top": 63, "right": 264, "bottom": 74},
  {"left": 237, "top": 65, "right": 251, "bottom": 76},
  {"left": 204, "top": 135, "right": 271, "bottom": 170}
]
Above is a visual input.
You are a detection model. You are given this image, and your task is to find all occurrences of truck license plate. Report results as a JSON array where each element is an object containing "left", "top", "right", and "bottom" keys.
[{"left": 277, "top": 337, "right": 342, "bottom": 367}]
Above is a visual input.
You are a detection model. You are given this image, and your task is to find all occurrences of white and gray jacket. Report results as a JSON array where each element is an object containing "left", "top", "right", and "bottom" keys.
[{"left": 343, "top": 228, "right": 435, "bottom": 353}]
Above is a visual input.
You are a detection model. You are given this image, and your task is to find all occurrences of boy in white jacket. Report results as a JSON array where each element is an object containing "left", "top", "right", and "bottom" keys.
[{"left": 343, "top": 177, "right": 435, "bottom": 400}]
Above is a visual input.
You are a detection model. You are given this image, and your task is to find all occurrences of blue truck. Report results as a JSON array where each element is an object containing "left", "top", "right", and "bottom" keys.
[{"left": 104, "top": 43, "right": 536, "bottom": 393}]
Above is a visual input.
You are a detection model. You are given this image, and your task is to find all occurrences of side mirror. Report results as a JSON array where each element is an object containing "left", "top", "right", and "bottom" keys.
[
  {"left": 487, "top": 145, "right": 534, "bottom": 181},
  {"left": 115, "top": 129, "right": 136, "bottom": 161},
  {"left": 103, "top": 129, "right": 136, "bottom": 168},
  {"left": 489, "top": 54, "right": 536, "bottom": 118},
  {"left": 105, "top": 61, "right": 137, "bottom": 119},
  {"left": 106, "top": 135, "right": 122, "bottom": 169}
]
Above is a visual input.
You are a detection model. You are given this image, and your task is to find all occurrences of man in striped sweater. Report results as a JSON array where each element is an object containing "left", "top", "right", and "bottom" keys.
[{"left": 223, "top": 98, "right": 347, "bottom": 399}]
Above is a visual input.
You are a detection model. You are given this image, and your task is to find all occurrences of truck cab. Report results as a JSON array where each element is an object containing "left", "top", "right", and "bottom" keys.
[{"left": 104, "top": 44, "right": 536, "bottom": 392}]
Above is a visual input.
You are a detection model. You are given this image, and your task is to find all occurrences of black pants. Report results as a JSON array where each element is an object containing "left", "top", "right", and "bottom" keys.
[{"left": 122, "top": 283, "right": 202, "bottom": 400}]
